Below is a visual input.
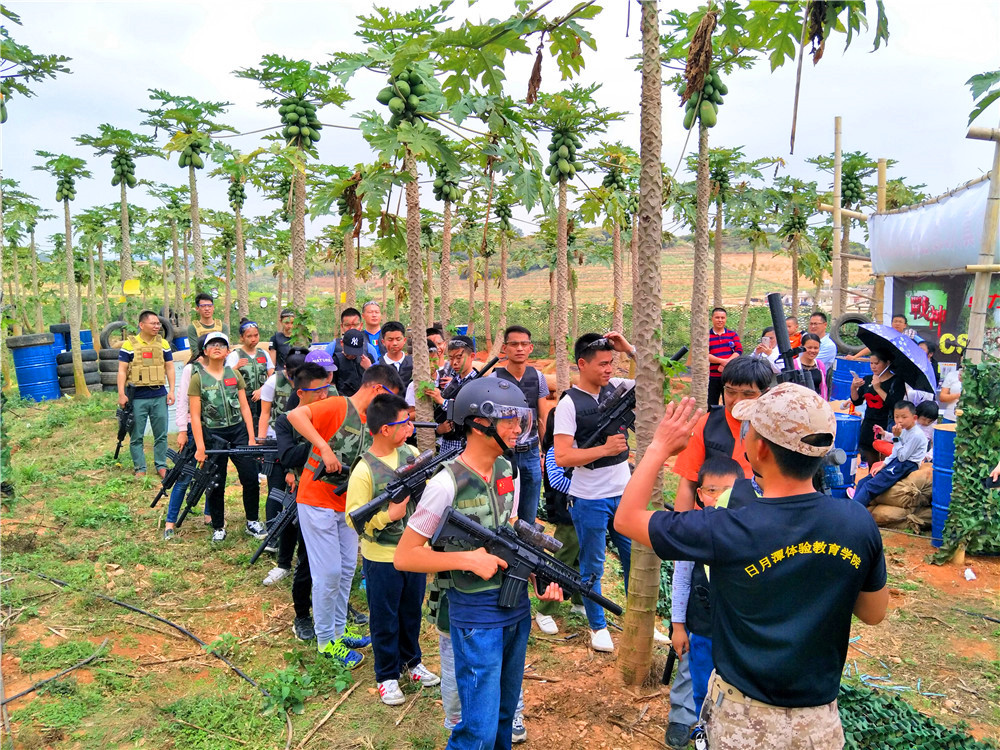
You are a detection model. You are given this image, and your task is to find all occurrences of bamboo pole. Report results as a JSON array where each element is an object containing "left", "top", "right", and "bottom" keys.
[
  {"left": 873, "top": 159, "right": 887, "bottom": 323},
  {"left": 964, "top": 117, "right": 1000, "bottom": 366},
  {"left": 832, "top": 116, "right": 844, "bottom": 318},
  {"left": 817, "top": 203, "right": 867, "bottom": 222}
]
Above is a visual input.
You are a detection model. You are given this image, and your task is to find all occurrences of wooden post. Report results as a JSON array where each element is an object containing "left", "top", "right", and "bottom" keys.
[
  {"left": 873, "top": 158, "right": 887, "bottom": 322},
  {"left": 965, "top": 119, "right": 1000, "bottom": 365},
  {"left": 832, "top": 116, "right": 844, "bottom": 318}
]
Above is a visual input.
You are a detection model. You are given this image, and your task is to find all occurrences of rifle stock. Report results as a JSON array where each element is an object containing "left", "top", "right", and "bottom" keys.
[
  {"left": 249, "top": 488, "right": 297, "bottom": 565},
  {"left": 150, "top": 441, "right": 197, "bottom": 508},
  {"left": 114, "top": 386, "right": 135, "bottom": 460}
]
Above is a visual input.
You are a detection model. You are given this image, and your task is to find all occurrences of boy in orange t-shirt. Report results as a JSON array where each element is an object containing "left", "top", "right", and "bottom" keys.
[{"left": 288, "top": 364, "right": 404, "bottom": 668}]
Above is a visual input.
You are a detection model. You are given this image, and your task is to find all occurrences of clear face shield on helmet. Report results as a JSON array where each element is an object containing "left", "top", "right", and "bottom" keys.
[{"left": 478, "top": 400, "right": 534, "bottom": 449}]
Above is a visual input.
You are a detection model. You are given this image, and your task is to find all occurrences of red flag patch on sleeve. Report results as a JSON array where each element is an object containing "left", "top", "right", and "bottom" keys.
[
  {"left": 142, "top": 351, "right": 153, "bottom": 359},
  {"left": 256, "top": 356, "right": 267, "bottom": 364},
  {"left": 496, "top": 475, "right": 514, "bottom": 495},
  {"left": 224, "top": 377, "right": 238, "bottom": 386}
]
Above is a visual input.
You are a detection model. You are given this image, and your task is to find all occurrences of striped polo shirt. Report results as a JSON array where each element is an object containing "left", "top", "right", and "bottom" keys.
[{"left": 709, "top": 327, "right": 742, "bottom": 377}]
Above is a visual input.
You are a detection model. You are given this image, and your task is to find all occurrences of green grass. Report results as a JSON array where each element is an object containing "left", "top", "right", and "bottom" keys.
[{"left": 12, "top": 639, "right": 100, "bottom": 673}]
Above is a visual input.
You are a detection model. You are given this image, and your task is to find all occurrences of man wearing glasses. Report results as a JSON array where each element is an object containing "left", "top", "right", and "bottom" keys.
[
  {"left": 663, "top": 355, "right": 773, "bottom": 748},
  {"left": 288, "top": 364, "right": 405, "bottom": 668},
  {"left": 430, "top": 335, "right": 479, "bottom": 454},
  {"left": 187, "top": 293, "right": 223, "bottom": 359}
]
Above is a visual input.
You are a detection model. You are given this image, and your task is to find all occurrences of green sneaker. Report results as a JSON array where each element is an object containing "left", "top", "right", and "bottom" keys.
[
  {"left": 318, "top": 638, "right": 364, "bottom": 669},
  {"left": 342, "top": 624, "right": 371, "bottom": 649}
]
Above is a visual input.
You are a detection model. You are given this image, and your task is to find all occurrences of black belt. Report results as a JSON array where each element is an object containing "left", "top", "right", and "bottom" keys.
[{"left": 513, "top": 440, "right": 539, "bottom": 453}]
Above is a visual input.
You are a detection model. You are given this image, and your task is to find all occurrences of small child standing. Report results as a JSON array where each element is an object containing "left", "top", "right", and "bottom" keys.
[
  {"left": 345, "top": 393, "right": 439, "bottom": 705},
  {"left": 916, "top": 401, "right": 939, "bottom": 462},
  {"left": 851, "top": 401, "right": 928, "bottom": 507},
  {"left": 670, "top": 457, "right": 743, "bottom": 718}
]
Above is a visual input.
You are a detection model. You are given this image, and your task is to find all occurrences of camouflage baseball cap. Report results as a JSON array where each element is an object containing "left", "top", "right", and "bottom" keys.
[{"left": 731, "top": 382, "right": 836, "bottom": 457}]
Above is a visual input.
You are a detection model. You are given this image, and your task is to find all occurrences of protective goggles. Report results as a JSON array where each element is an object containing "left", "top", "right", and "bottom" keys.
[
  {"left": 478, "top": 401, "right": 534, "bottom": 446},
  {"left": 447, "top": 338, "right": 474, "bottom": 351},
  {"left": 583, "top": 337, "right": 614, "bottom": 352}
]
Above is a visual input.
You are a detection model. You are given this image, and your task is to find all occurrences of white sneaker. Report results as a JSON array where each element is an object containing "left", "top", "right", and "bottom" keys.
[
  {"left": 570, "top": 604, "right": 587, "bottom": 616},
  {"left": 262, "top": 567, "right": 291, "bottom": 586},
  {"left": 245, "top": 520, "right": 267, "bottom": 539},
  {"left": 211, "top": 528, "right": 227, "bottom": 543},
  {"left": 378, "top": 679, "right": 405, "bottom": 705},
  {"left": 590, "top": 627, "right": 614, "bottom": 653},
  {"left": 654, "top": 628, "right": 671, "bottom": 644},
  {"left": 408, "top": 662, "right": 441, "bottom": 687},
  {"left": 512, "top": 714, "right": 527, "bottom": 743},
  {"left": 534, "top": 613, "right": 559, "bottom": 635}
]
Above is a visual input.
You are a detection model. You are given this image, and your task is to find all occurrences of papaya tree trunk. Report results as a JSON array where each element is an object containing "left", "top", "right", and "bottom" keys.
[
  {"left": 234, "top": 202, "right": 248, "bottom": 319},
  {"left": 183, "top": 229, "right": 191, "bottom": 297},
  {"left": 333, "top": 253, "right": 341, "bottom": 319},
  {"left": 161, "top": 245, "right": 169, "bottom": 320},
  {"left": 713, "top": 197, "right": 724, "bottom": 306},
  {"left": 689, "top": 124, "right": 711, "bottom": 409},
  {"left": 483, "top": 252, "right": 492, "bottom": 354},
  {"left": 790, "top": 239, "right": 799, "bottom": 321},
  {"left": 189, "top": 167, "right": 204, "bottom": 282},
  {"left": 119, "top": 183, "right": 133, "bottom": 282},
  {"left": 738, "top": 242, "right": 759, "bottom": 340},
  {"left": 275, "top": 269, "right": 283, "bottom": 328},
  {"left": 490, "top": 232, "right": 509, "bottom": 358},
  {"left": 612, "top": 222, "right": 627, "bottom": 368},
  {"left": 290, "top": 169, "right": 307, "bottom": 308},
  {"left": 440, "top": 201, "right": 452, "bottom": 332},
  {"left": 467, "top": 249, "right": 475, "bottom": 337},
  {"left": 344, "top": 230, "right": 356, "bottom": 309},
  {"left": 814, "top": 271, "right": 824, "bottom": 312},
  {"left": 548, "top": 266, "right": 556, "bottom": 357},
  {"left": 171, "top": 220, "right": 182, "bottom": 329},
  {"left": 96, "top": 238, "right": 110, "bottom": 322},
  {"left": 619, "top": 0, "right": 664, "bottom": 686},
  {"left": 569, "top": 268, "right": 578, "bottom": 344},
  {"left": 31, "top": 228, "right": 43, "bottom": 332},
  {"left": 63, "top": 200, "right": 88, "bottom": 399},
  {"left": 381, "top": 274, "right": 388, "bottom": 310},
  {"left": 58, "top": 276, "right": 66, "bottom": 323},
  {"left": 555, "top": 178, "right": 570, "bottom": 392},
  {"left": 11, "top": 243, "right": 21, "bottom": 335},
  {"left": 403, "top": 149, "right": 433, "bottom": 453},
  {"left": 87, "top": 242, "right": 99, "bottom": 342},
  {"left": 224, "top": 249, "right": 232, "bottom": 333},
  {"left": 630, "top": 214, "right": 639, "bottom": 338}
]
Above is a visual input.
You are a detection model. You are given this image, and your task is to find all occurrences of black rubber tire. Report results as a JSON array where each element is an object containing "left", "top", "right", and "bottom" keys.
[
  {"left": 60, "top": 382, "right": 102, "bottom": 396},
  {"left": 59, "top": 372, "right": 101, "bottom": 388},
  {"left": 100, "top": 371, "right": 120, "bottom": 386},
  {"left": 99, "top": 348, "right": 121, "bottom": 360},
  {"left": 831, "top": 313, "right": 872, "bottom": 356},
  {"left": 102, "top": 384, "right": 118, "bottom": 393},
  {"left": 49, "top": 323, "right": 71, "bottom": 335},
  {"left": 157, "top": 315, "right": 176, "bottom": 342},
  {"left": 99, "top": 360, "right": 120, "bottom": 373},
  {"left": 56, "top": 361, "right": 99, "bottom": 377},
  {"left": 5, "top": 332, "right": 55, "bottom": 349},
  {"left": 56, "top": 349, "right": 97, "bottom": 365},
  {"left": 100, "top": 321, "right": 130, "bottom": 349}
]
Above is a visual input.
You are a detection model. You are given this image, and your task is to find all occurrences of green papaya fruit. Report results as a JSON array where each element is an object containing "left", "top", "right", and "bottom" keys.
[
  {"left": 683, "top": 108, "right": 696, "bottom": 130},
  {"left": 558, "top": 158, "right": 571, "bottom": 175},
  {"left": 311, "top": 130, "right": 321, "bottom": 142},
  {"left": 704, "top": 83, "right": 715, "bottom": 96},
  {"left": 717, "top": 81, "right": 729, "bottom": 95},
  {"left": 192, "top": 154, "right": 204, "bottom": 168},
  {"left": 376, "top": 87, "right": 395, "bottom": 105},
  {"left": 287, "top": 125, "right": 300, "bottom": 136},
  {"left": 126, "top": 174, "right": 137, "bottom": 188},
  {"left": 573, "top": 161, "right": 583, "bottom": 171},
  {"left": 296, "top": 106, "right": 306, "bottom": 116},
  {"left": 395, "top": 80, "right": 411, "bottom": 98},
  {"left": 388, "top": 114, "right": 401, "bottom": 128},
  {"left": 412, "top": 84, "right": 429, "bottom": 97},
  {"left": 388, "top": 97, "right": 406, "bottom": 115},
  {"left": 549, "top": 170, "right": 560, "bottom": 185},
  {"left": 301, "top": 137, "right": 312, "bottom": 149},
  {"left": 407, "top": 94, "right": 420, "bottom": 110},
  {"left": 699, "top": 100, "right": 717, "bottom": 128},
  {"left": 558, "top": 145, "right": 569, "bottom": 159},
  {"left": 548, "top": 142, "right": 558, "bottom": 152},
  {"left": 285, "top": 112, "right": 299, "bottom": 123},
  {"left": 111, "top": 175, "right": 121, "bottom": 186}
]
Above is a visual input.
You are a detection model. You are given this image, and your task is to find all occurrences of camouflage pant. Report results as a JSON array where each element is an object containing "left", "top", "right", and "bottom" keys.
[{"left": 702, "top": 673, "right": 845, "bottom": 750}]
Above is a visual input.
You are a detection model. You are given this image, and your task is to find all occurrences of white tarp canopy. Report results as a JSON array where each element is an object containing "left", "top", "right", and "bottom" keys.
[{"left": 869, "top": 177, "right": 995, "bottom": 275}]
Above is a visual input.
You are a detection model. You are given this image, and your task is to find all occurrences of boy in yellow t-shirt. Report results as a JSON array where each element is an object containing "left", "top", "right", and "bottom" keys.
[{"left": 345, "top": 393, "right": 440, "bottom": 706}]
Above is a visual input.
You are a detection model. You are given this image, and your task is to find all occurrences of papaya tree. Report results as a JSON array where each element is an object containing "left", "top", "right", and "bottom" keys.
[
  {"left": 75, "top": 208, "right": 113, "bottom": 337},
  {"left": 33, "top": 152, "right": 91, "bottom": 397},
  {"left": 727, "top": 184, "right": 775, "bottom": 339},
  {"left": 431, "top": 155, "right": 464, "bottom": 332},
  {"left": 2, "top": 222, "right": 26, "bottom": 333},
  {"left": 141, "top": 90, "right": 233, "bottom": 284},
  {"left": 234, "top": 55, "right": 349, "bottom": 308},
  {"left": 2, "top": 182, "right": 50, "bottom": 332},
  {"left": 75, "top": 124, "right": 162, "bottom": 283},
  {"left": 0, "top": 6, "right": 71, "bottom": 124},
  {"left": 773, "top": 176, "right": 818, "bottom": 320},
  {"left": 147, "top": 184, "right": 190, "bottom": 326},
  {"left": 74, "top": 205, "right": 117, "bottom": 323}
]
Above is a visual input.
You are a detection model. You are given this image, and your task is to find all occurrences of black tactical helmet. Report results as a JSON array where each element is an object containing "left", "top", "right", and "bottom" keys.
[{"left": 448, "top": 377, "right": 533, "bottom": 451}]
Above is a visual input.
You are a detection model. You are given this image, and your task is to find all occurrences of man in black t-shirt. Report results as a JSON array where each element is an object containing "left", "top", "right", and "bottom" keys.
[
  {"left": 615, "top": 384, "right": 888, "bottom": 750},
  {"left": 270, "top": 309, "right": 295, "bottom": 372}
]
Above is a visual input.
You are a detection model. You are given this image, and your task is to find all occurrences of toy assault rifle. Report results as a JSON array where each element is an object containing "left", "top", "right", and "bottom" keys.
[
  {"left": 249, "top": 481, "right": 346, "bottom": 564},
  {"left": 430, "top": 506, "right": 623, "bottom": 616},
  {"left": 440, "top": 356, "right": 501, "bottom": 400},
  {"left": 566, "top": 346, "right": 688, "bottom": 478},
  {"left": 204, "top": 440, "right": 279, "bottom": 473},
  {"left": 767, "top": 291, "right": 808, "bottom": 388},
  {"left": 150, "top": 440, "right": 197, "bottom": 508},
  {"left": 348, "top": 443, "right": 462, "bottom": 532},
  {"left": 175, "top": 444, "right": 225, "bottom": 528},
  {"left": 114, "top": 386, "right": 135, "bottom": 459}
]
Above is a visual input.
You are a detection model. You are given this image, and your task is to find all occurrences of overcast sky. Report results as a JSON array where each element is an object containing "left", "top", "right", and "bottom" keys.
[{"left": 4, "top": 0, "right": 999, "bottom": 256}]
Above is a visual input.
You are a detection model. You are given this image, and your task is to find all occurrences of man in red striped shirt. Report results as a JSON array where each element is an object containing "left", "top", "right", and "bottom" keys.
[{"left": 708, "top": 307, "right": 742, "bottom": 406}]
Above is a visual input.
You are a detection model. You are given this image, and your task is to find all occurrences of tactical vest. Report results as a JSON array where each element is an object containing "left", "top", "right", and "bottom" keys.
[
  {"left": 426, "top": 573, "right": 453, "bottom": 631},
  {"left": 440, "top": 457, "right": 516, "bottom": 594},
  {"left": 270, "top": 373, "right": 294, "bottom": 426},
  {"left": 357, "top": 448, "right": 417, "bottom": 545},
  {"left": 239, "top": 347, "right": 270, "bottom": 392},
  {"left": 308, "top": 398, "right": 370, "bottom": 490},
  {"left": 190, "top": 319, "right": 223, "bottom": 356},
  {"left": 126, "top": 335, "right": 166, "bottom": 387},
  {"left": 566, "top": 385, "right": 630, "bottom": 469},
  {"left": 495, "top": 367, "right": 540, "bottom": 444},
  {"left": 686, "top": 562, "right": 713, "bottom": 636},
  {"left": 703, "top": 405, "right": 735, "bottom": 460},
  {"left": 198, "top": 365, "right": 243, "bottom": 429},
  {"left": 385, "top": 354, "right": 413, "bottom": 387}
]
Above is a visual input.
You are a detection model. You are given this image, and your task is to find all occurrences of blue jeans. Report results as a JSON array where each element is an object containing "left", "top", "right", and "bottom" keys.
[
  {"left": 165, "top": 427, "right": 194, "bottom": 525},
  {"left": 568, "top": 495, "right": 631, "bottom": 630},
  {"left": 689, "top": 632, "right": 714, "bottom": 718},
  {"left": 130, "top": 396, "right": 168, "bottom": 472},
  {"left": 448, "top": 616, "right": 531, "bottom": 750},
  {"left": 853, "top": 459, "right": 918, "bottom": 507},
  {"left": 512, "top": 445, "right": 541, "bottom": 525}
]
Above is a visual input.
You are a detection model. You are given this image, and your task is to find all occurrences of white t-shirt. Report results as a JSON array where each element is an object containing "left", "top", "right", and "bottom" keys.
[
  {"left": 406, "top": 462, "right": 521, "bottom": 538},
  {"left": 404, "top": 381, "right": 416, "bottom": 408},
  {"left": 259, "top": 373, "right": 278, "bottom": 404},
  {"left": 553, "top": 377, "right": 634, "bottom": 500},
  {"left": 817, "top": 334, "right": 837, "bottom": 369},
  {"left": 940, "top": 369, "right": 962, "bottom": 421},
  {"left": 225, "top": 348, "right": 274, "bottom": 372}
]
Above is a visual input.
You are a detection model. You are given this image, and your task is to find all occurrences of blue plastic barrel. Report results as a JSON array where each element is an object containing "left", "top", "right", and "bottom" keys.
[
  {"left": 830, "top": 413, "right": 863, "bottom": 495},
  {"left": 831, "top": 357, "right": 872, "bottom": 402},
  {"left": 173, "top": 336, "right": 189, "bottom": 351},
  {"left": 79, "top": 330, "right": 94, "bottom": 351},
  {"left": 10, "top": 335, "right": 60, "bottom": 402},
  {"left": 931, "top": 423, "right": 957, "bottom": 548},
  {"left": 455, "top": 324, "right": 477, "bottom": 351}
]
